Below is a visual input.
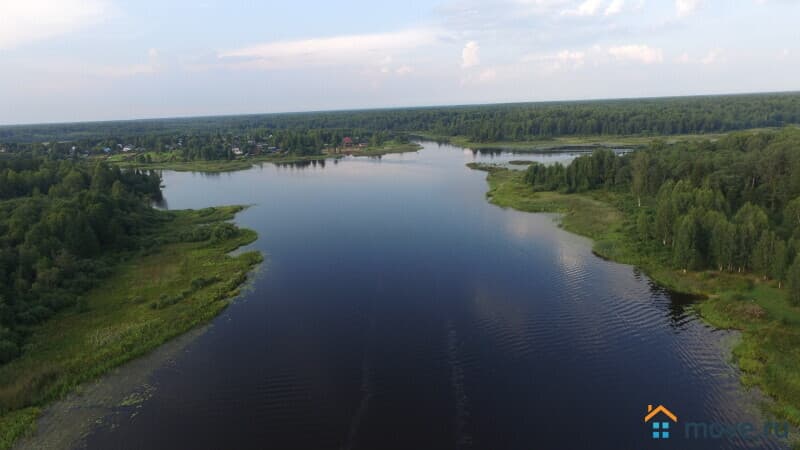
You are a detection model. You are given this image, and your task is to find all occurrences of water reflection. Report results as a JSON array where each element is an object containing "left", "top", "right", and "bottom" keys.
[{"left": 274, "top": 158, "right": 327, "bottom": 169}]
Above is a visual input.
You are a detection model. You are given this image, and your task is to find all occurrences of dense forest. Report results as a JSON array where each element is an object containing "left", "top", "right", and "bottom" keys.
[
  {"left": 1, "top": 93, "right": 798, "bottom": 158},
  {"left": 0, "top": 157, "right": 163, "bottom": 363},
  {"left": 524, "top": 128, "right": 800, "bottom": 300}
]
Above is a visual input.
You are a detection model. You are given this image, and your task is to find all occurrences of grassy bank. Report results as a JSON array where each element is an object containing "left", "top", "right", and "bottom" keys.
[
  {"left": 109, "top": 153, "right": 341, "bottom": 173},
  {"left": 0, "top": 206, "right": 262, "bottom": 448},
  {"left": 344, "top": 141, "right": 422, "bottom": 156},
  {"left": 469, "top": 163, "right": 800, "bottom": 426}
]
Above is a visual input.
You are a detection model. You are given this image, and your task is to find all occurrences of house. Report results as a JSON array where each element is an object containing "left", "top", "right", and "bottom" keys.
[
  {"left": 0, "top": 147, "right": 6, "bottom": 153},
  {"left": 232, "top": 147, "right": 243, "bottom": 156},
  {"left": 103, "top": 147, "right": 112, "bottom": 154},
  {"left": 644, "top": 404, "right": 677, "bottom": 440},
  {"left": 122, "top": 146, "right": 133, "bottom": 152},
  {"left": 342, "top": 137, "right": 354, "bottom": 147}
]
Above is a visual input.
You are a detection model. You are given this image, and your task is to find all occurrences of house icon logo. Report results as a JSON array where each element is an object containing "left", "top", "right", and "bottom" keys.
[{"left": 644, "top": 404, "right": 678, "bottom": 439}]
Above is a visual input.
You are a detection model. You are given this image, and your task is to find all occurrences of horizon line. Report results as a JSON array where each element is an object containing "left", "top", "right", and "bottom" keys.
[{"left": 2, "top": 89, "right": 798, "bottom": 129}]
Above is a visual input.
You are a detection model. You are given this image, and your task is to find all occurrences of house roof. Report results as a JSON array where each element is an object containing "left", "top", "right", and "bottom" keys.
[
  {"left": 343, "top": 137, "right": 353, "bottom": 144},
  {"left": 644, "top": 405, "right": 677, "bottom": 423}
]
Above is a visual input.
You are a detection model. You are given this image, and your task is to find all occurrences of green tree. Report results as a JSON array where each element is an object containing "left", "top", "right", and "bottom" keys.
[
  {"left": 654, "top": 181, "right": 676, "bottom": 246},
  {"left": 788, "top": 257, "right": 800, "bottom": 306},
  {"left": 785, "top": 197, "right": 800, "bottom": 230},
  {"left": 673, "top": 213, "right": 698, "bottom": 272},
  {"left": 631, "top": 151, "right": 650, "bottom": 207},
  {"left": 709, "top": 214, "right": 736, "bottom": 272},
  {"left": 734, "top": 203, "right": 769, "bottom": 271},
  {"left": 772, "top": 239, "right": 788, "bottom": 288},
  {"left": 752, "top": 231, "right": 777, "bottom": 279},
  {"left": 635, "top": 209, "right": 652, "bottom": 242}
]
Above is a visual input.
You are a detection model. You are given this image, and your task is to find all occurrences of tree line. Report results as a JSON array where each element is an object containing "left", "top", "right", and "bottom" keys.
[
  {"left": 2, "top": 92, "right": 798, "bottom": 146},
  {"left": 524, "top": 128, "right": 800, "bottom": 301},
  {"left": 0, "top": 157, "right": 163, "bottom": 363}
]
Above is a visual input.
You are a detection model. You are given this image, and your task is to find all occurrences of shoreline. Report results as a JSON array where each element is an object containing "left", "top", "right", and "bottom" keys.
[
  {"left": 0, "top": 206, "right": 263, "bottom": 449},
  {"left": 467, "top": 162, "right": 800, "bottom": 432},
  {"left": 415, "top": 132, "right": 740, "bottom": 153},
  {"left": 108, "top": 142, "right": 423, "bottom": 173}
]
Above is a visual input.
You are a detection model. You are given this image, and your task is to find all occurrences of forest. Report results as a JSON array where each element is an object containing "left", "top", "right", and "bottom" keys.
[
  {"left": 1, "top": 92, "right": 799, "bottom": 160},
  {"left": 523, "top": 128, "right": 800, "bottom": 300},
  {"left": 0, "top": 157, "right": 163, "bottom": 363}
]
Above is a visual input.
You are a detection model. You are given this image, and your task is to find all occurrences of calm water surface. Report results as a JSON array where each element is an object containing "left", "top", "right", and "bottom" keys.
[{"left": 83, "top": 143, "right": 786, "bottom": 449}]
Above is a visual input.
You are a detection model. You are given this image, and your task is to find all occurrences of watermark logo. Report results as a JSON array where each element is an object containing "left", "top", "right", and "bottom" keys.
[
  {"left": 642, "top": 403, "right": 790, "bottom": 442},
  {"left": 644, "top": 404, "right": 678, "bottom": 439}
]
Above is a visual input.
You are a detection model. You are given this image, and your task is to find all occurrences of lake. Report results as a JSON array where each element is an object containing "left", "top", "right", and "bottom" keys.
[{"left": 82, "top": 143, "right": 786, "bottom": 449}]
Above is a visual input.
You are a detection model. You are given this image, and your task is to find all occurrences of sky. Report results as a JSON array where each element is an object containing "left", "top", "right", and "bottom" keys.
[{"left": 0, "top": 0, "right": 798, "bottom": 124}]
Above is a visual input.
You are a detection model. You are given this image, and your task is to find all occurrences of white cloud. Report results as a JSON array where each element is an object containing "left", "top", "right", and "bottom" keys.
[
  {"left": 461, "top": 66, "right": 498, "bottom": 86},
  {"left": 478, "top": 68, "right": 497, "bottom": 82},
  {"left": 219, "top": 29, "right": 439, "bottom": 70},
  {"left": 0, "top": 0, "right": 107, "bottom": 49},
  {"left": 524, "top": 49, "right": 586, "bottom": 72},
  {"left": 461, "top": 41, "right": 480, "bottom": 68},
  {"left": 604, "top": 0, "right": 625, "bottom": 15},
  {"left": 510, "top": 0, "right": 573, "bottom": 16},
  {"left": 671, "top": 49, "right": 724, "bottom": 65},
  {"left": 608, "top": 45, "right": 663, "bottom": 64},
  {"left": 675, "top": 0, "right": 702, "bottom": 16},
  {"left": 562, "top": 0, "right": 604, "bottom": 16}
]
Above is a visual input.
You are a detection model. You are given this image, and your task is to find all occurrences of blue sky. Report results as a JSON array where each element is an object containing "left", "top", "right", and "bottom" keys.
[{"left": 0, "top": 0, "right": 798, "bottom": 124}]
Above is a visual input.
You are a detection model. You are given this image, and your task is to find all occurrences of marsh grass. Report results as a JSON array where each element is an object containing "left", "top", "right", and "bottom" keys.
[
  {"left": 471, "top": 164, "right": 800, "bottom": 428},
  {"left": 0, "top": 206, "right": 262, "bottom": 448},
  {"left": 434, "top": 130, "right": 783, "bottom": 152}
]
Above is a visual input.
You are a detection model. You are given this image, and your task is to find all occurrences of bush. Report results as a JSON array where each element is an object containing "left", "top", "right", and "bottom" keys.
[
  {"left": 190, "top": 276, "right": 220, "bottom": 290},
  {"left": 179, "top": 227, "right": 212, "bottom": 243},
  {"left": 211, "top": 223, "right": 238, "bottom": 242},
  {"left": 149, "top": 293, "right": 183, "bottom": 310}
]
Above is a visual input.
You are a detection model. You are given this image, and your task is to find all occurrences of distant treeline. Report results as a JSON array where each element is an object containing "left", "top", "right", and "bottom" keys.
[
  {"left": 1, "top": 128, "right": 398, "bottom": 159},
  {"left": 524, "top": 128, "right": 800, "bottom": 299},
  {"left": 0, "top": 157, "right": 162, "bottom": 363},
  {"left": 2, "top": 92, "right": 799, "bottom": 145}
]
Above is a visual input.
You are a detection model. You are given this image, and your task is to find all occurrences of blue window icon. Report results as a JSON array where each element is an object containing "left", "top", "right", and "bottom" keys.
[{"left": 652, "top": 421, "right": 670, "bottom": 439}]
